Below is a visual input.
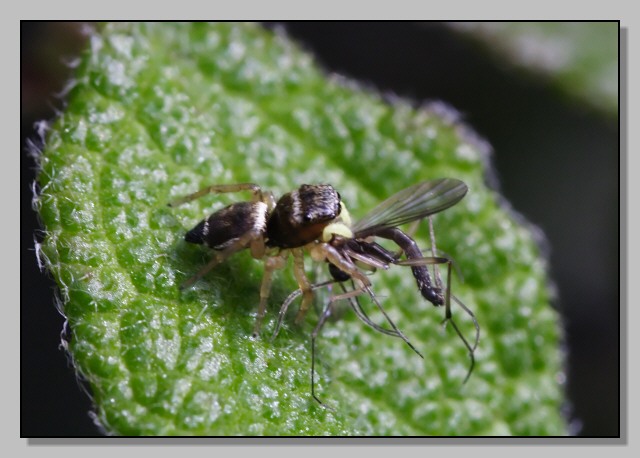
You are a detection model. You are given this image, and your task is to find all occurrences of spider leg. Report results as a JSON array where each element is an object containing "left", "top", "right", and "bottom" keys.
[
  {"left": 168, "top": 183, "right": 266, "bottom": 207},
  {"left": 292, "top": 248, "right": 314, "bottom": 324},
  {"left": 309, "top": 242, "right": 371, "bottom": 288},
  {"left": 180, "top": 228, "right": 264, "bottom": 290},
  {"left": 252, "top": 250, "right": 288, "bottom": 337}
]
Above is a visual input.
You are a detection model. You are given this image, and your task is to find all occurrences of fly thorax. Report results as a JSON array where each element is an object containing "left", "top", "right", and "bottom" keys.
[
  {"left": 321, "top": 202, "right": 353, "bottom": 242},
  {"left": 321, "top": 222, "right": 353, "bottom": 242}
]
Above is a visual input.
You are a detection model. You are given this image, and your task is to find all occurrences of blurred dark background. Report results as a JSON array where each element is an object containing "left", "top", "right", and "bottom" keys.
[{"left": 21, "top": 22, "right": 619, "bottom": 437}]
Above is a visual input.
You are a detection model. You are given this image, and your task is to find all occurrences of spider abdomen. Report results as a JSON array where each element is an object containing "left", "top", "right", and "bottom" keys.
[{"left": 185, "top": 201, "right": 268, "bottom": 250}]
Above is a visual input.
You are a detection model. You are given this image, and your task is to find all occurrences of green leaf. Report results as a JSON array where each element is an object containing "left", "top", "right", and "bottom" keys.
[
  {"left": 35, "top": 23, "right": 567, "bottom": 436},
  {"left": 449, "top": 22, "right": 619, "bottom": 117}
]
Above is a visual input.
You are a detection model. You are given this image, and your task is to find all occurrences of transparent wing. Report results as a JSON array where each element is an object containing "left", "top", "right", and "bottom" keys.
[{"left": 352, "top": 179, "right": 468, "bottom": 238}]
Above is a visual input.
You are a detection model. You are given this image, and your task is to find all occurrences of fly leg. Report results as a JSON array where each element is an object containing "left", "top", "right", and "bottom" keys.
[
  {"left": 337, "top": 281, "right": 403, "bottom": 338},
  {"left": 292, "top": 248, "right": 315, "bottom": 324},
  {"left": 271, "top": 278, "right": 413, "bottom": 344},
  {"left": 310, "top": 287, "right": 366, "bottom": 408},
  {"left": 311, "top": 241, "right": 423, "bottom": 356},
  {"left": 271, "top": 279, "right": 336, "bottom": 341},
  {"left": 397, "top": 255, "right": 479, "bottom": 383},
  {"left": 310, "top": 282, "right": 423, "bottom": 406}
]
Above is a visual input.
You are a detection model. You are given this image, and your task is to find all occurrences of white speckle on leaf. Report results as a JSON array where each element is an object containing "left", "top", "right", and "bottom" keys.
[
  {"left": 455, "top": 144, "right": 478, "bottom": 162},
  {"left": 89, "top": 105, "right": 126, "bottom": 124},
  {"left": 277, "top": 53, "right": 292, "bottom": 71},
  {"left": 206, "top": 30, "right": 220, "bottom": 48},
  {"left": 370, "top": 370, "right": 388, "bottom": 388},
  {"left": 199, "top": 355, "right": 224, "bottom": 381},
  {"left": 104, "top": 56, "right": 131, "bottom": 89},
  {"left": 118, "top": 380, "right": 133, "bottom": 400},
  {"left": 109, "top": 34, "right": 134, "bottom": 58},
  {"left": 171, "top": 378, "right": 192, "bottom": 410},
  {"left": 292, "top": 108, "right": 311, "bottom": 130},
  {"left": 494, "top": 231, "right": 517, "bottom": 250},
  {"left": 136, "top": 211, "right": 149, "bottom": 230},
  {"left": 89, "top": 34, "right": 103, "bottom": 56},
  {"left": 69, "top": 201, "right": 95, "bottom": 227},
  {"left": 72, "top": 120, "right": 87, "bottom": 143},
  {"left": 465, "top": 192, "right": 483, "bottom": 214},
  {"left": 228, "top": 41, "right": 246, "bottom": 62},
  {"left": 240, "top": 116, "right": 260, "bottom": 138},
  {"left": 345, "top": 360, "right": 363, "bottom": 379},
  {"left": 114, "top": 211, "right": 133, "bottom": 240},
  {"left": 117, "top": 191, "right": 131, "bottom": 204},
  {"left": 519, "top": 278, "right": 537, "bottom": 302}
]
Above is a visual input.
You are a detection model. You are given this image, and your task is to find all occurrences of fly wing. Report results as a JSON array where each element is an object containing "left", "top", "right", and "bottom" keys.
[{"left": 352, "top": 179, "right": 468, "bottom": 238}]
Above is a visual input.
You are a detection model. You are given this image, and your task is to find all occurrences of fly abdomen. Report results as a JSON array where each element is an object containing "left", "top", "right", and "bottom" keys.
[
  {"left": 376, "top": 227, "right": 444, "bottom": 306},
  {"left": 328, "top": 262, "right": 351, "bottom": 282}
]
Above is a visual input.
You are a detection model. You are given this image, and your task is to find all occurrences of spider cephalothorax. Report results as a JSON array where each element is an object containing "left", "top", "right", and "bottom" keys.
[{"left": 266, "top": 184, "right": 342, "bottom": 248}]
